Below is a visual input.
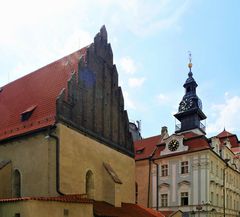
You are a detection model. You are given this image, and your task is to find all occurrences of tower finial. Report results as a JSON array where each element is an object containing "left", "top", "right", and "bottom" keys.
[
  {"left": 188, "top": 51, "right": 193, "bottom": 77},
  {"left": 188, "top": 51, "right": 192, "bottom": 72}
]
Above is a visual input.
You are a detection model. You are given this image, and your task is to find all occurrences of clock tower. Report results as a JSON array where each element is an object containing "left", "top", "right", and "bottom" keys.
[{"left": 174, "top": 54, "right": 207, "bottom": 134}]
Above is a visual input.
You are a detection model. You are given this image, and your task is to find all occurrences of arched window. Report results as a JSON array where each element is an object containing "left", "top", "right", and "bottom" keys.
[
  {"left": 86, "top": 170, "right": 94, "bottom": 199},
  {"left": 13, "top": 169, "right": 21, "bottom": 197}
]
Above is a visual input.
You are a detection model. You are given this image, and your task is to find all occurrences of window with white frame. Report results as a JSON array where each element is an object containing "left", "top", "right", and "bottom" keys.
[
  {"left": 181, "top": 161, "right": 188, "bottom": 174},
  {"left": 180, "top": 192, "right": 189, "bottom": 206},
  {"left": 161, "top": 164, "right": 168, "bottom": 177},
  {"left": 161, "top": 194, "right": 168, "bottom": 207}
]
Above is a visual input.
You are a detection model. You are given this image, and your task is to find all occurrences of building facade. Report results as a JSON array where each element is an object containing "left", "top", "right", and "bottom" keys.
[
  {"left": 135, "top": 63, "right": 240, "bottom": 217},
  {"left": 0, "top": 26, "right": 162, "bottom": 217}
]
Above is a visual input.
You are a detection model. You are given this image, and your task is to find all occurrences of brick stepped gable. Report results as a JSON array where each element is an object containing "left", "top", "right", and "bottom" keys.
[{"left": 56, "top": 26, "right": 134, "bottom": 157}]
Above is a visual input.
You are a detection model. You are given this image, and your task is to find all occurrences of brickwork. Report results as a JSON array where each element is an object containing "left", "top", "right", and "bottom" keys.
[{"left": 56, "top": 26, "right": 134, "bottom": 157}]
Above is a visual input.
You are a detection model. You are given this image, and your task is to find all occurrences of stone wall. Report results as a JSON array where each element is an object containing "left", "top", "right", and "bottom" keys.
[{"left": 57, "top": 123, "right": 135, "bottom": 205}]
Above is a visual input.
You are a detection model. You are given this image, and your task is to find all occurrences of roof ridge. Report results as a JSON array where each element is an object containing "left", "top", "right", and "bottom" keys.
[
  {"left": 140, "top": 134, "right": 161, "bottom": 141},
  {"left": 1, "top": 47, "right": 87, "bottom": 89}
]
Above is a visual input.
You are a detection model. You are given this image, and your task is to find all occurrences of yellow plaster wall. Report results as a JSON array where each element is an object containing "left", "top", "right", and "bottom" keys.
[
  {"left": 0, "top": 200, "right": 93, "bottom": 217},
  {"left": 0, "top": 163, "right": 12, "bottom": 198},
  {"left": 0, "top": 132, "right": 57, "bottom": 198},
  {"left": 57, "top": 123, "right": 135, "bottom": 204}
]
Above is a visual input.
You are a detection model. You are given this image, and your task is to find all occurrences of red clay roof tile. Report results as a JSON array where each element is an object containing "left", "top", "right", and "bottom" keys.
[
  {"left": 216, "top": 129, "right": 233, "bottom": 138},
  {"left": 135, "top": 133, "right": 210, "bottom": 160},
  {"left": 134, "top": 135, "right": 162, "bottom": 160},
  {"left": 0, "top": 48, "right": 87, "bottom": 141},
  {"left": 93, "top": 201, "right": 164, "bottom": 217},
  {"left": 0, "top": 194, "right": 92, "bottom": 203},
  {"left": 159, "top": 211, "right": 174, "bottom": 217}
]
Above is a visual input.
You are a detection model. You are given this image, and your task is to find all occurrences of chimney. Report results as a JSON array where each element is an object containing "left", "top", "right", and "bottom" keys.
[{"left": 161, "top": 126, "right": 168, "bottom": 139}]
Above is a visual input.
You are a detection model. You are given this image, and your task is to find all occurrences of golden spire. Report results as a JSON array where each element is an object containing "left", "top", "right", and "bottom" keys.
[{"left": 188, "top": 51, "right": 192, "bottom": 72}]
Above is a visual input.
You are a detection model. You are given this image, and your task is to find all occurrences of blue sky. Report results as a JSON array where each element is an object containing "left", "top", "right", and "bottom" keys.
[{"left": 1, "top": 0, "right": 240, "bottom": 138}]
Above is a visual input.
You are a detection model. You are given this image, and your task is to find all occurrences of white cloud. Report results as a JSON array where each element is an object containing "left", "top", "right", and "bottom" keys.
[
  {"left": 128, "top": 77, "right": 145, "bottom": 88},
  {"left": 0, "top": 0, "right": 190, "bottom": 87},
  {"left": 156, "top": 93, "right": 180, "bottom": 107},
  {"left": 207, "top": 95, "right": 240, "bottom": 134},
  {"left": 98, "top": 0, "right": 190, "bottom": 36},
  {"left": 62, "top": 30, "right": 92, "bottom": 55},
  {"left": 119, "top": 57, "right": 137, "bottom": 74},
  {"left": 157, "top": 94, "right": 170, "bottom": 105},
  {"left": 122, "top": 91, "right": 136, "bottom": 110}
]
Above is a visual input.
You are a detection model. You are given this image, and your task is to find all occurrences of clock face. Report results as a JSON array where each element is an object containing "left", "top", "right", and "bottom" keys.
[
  {"left": 179, "top": 98, "right": 193, "bottom": 112},
  {"left": 168, "top": 139, "right": 179, "bottom": 151}
]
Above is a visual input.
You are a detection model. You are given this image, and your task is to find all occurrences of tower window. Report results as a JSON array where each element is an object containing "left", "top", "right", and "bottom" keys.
[{"left": 186, "top": 87, "right": 191, "bottom": 93}]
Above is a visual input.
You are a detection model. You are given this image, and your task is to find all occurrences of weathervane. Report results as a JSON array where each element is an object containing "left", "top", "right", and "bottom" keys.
[{"left": 188, "top": 51, "right": 192, "bottom": 72}]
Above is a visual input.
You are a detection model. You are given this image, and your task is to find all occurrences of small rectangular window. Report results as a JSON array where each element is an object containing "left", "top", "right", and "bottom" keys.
[
  {"left": 161, "top": 194, "right": 168, "bottom": 207},
  {"left": 15, "top": 214, "right": 20, "bottom": 217},
  {"left": 161, "top": 164, "right": 168, "bottom": 177},
  {"left": 181, "top": 192, "right": 189, "bottom": 206},
  {"left": 181, "top": 161, "right": 188, "bottom": 174}
]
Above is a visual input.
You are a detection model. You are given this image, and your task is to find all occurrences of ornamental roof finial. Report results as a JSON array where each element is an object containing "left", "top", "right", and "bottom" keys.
[{"left": 188, "top": 51, "right": 193, "bottom": 76}]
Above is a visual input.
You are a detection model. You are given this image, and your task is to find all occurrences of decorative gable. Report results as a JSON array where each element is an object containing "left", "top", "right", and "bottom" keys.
[{"left": 160, "top": 134, "right": 188, "bottom": 156}]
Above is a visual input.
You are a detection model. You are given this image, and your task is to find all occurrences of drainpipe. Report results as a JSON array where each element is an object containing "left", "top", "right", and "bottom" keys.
[
  {"left": 47, "top": 127, "right": 64, "bottom": 196},
  {"left": 152, "top": 160, "right": 159, "bottom": 210},
  {"left": 147, "top": 159, "right": 151, "bottom": 208}
]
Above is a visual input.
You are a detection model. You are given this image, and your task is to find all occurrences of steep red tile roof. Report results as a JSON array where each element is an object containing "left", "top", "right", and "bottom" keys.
[
  {"left": 0, "top": 194, "right": 92, "bottom": 203},
  {"left": 139, "top": 206, "right": 165, "bottom": 217},
  {"left": 216, "top": 129, "right": 240, "bottom": 148},
  {"left": 184, "top": 136, "right": 210, "bottom": 151},
  {"left": 217, "top": 129, "right": 233, "bottom": 138},
  {"left": 134, "top": 135, "right": 162, "bottom": 160},
  {"left": 232, "top": 147, "right": 240, "bottom": 153},
  {"left": 159, "top": 211, "right": 174, "bottom": 217},
  {"left": 93, "top": 201, "right": 165, "bottom": 217},
  {"left": 135, "top": 133, "right": 211, "bottom": 160},
  {"left": 0, "top": 48, "right": 87, "bottom": 141}
]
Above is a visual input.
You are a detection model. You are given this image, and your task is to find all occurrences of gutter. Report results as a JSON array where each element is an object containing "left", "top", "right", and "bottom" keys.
[
  {"left": 47, "top": 126, "right": 64, "bottom": 196},
  {"left": 152, "top": 160, "right": 159, "bottom": 210}
]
